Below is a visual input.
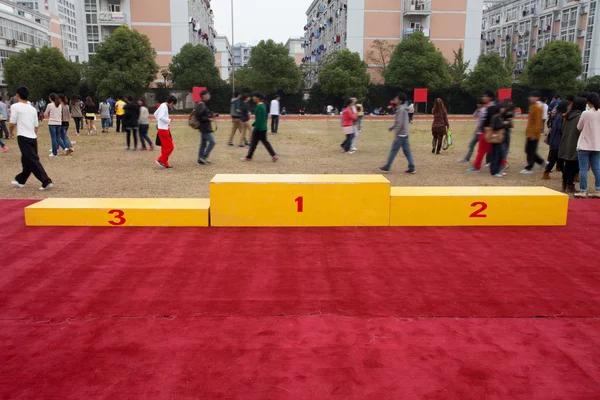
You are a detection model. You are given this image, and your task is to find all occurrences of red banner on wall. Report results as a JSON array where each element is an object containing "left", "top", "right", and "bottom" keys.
[
  {"left": 414, "top": 88, "right": 428, "bottom": 103},
  {"left": 498, "top": 88, "right": 512, "bottom": 101},
  {"left": 193, "top": 87, "right": 208, "bottom": 103}
]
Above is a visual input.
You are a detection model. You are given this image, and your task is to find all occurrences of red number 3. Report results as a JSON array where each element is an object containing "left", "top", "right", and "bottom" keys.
[
  {"left": 108, "top": 209, "right": 126, "bottom": 226},
  {"left": 469, "top": 202, "right": 488, "bottom": 218}
]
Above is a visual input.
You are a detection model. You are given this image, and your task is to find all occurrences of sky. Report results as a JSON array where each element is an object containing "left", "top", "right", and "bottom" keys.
[{"left": 211, "top": 0, "right": 311, "bottom": 46}]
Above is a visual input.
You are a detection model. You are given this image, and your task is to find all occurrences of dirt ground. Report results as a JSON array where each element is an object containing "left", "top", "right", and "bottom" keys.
[{"left": 0, "top": 119, "right": 572, "bottom": 199}]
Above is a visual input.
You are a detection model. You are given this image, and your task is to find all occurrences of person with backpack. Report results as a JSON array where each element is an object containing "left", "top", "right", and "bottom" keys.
[
  {"left": 228, "top": 92, "right": 242, "bottom": 146},
  {"left": 195, "top": 90, "right": 216, "bottom": 165},
  {"left": 154, "top": 95, "right": 177, "bottom": 168},
  {"left": 241, "top": 92, "right": 278, "bottom": 162},
  {"left": 239, "top": 93, "right": 252, "bottom": 147}
]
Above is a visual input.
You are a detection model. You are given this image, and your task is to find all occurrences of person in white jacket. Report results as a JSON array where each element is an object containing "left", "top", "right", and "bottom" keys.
[{"left": 154, "top": 96, "right": 177, "bottom": 169}]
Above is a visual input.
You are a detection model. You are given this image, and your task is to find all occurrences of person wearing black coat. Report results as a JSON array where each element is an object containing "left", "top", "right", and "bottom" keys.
[
  {"left": 543, "top": 100, "right": 570, "bottom": 179},
  {"left": 122, "top": 95, "right": 140, "bottom": 151}
]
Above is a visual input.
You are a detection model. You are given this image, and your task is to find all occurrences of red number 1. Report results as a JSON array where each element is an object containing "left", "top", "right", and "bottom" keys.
[
  {"left": 469, "top": 202, "right": 488, "bottom": 218},
  {"left": 295, "top": 196, "right": 304, "bottom": 212}
]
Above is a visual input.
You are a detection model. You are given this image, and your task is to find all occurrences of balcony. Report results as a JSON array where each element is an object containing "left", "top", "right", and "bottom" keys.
[
  {"left": 404, "top": 0, "right": 431, "bottom": 15},
  {"left": 98, "top": 11, "right": 126, "bottom": 25},
  {"left": 404, "top": 28, "right": 430, "bottom": 38}
]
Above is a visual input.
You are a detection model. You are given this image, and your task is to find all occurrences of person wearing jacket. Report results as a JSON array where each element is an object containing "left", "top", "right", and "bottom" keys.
[
  {"left": 543, "top": 100, "right": 569, "bottom": 179},
  {"left": 69, "top": 95, "right": 83, "bottom": 136},
  {"left": 239, "top": 93, "right": 252, "bottom": 147},
  {"left": 58, "top": 94, "right": 74, "bottom": 155},
  {"left": 378, "top": 92, "right": 416, "bottom": 174},
  {"left": 44, "top": 93, "right": 66, "bottom": 157},
  {"left": 559, "top": 97, "right": 587, "bottom": 193},
  {"left": 340, "top": 98, "right": 357, "bottom": 154},
  {"left": 242, "top": 92, "right": 278, "bottom": 162},
  {"left": 520, "top": 91, "right": 547, "bottom": 174},
  {"left": 431, "top": 98, "right": 449, "bottom": 155},
  {"left": 461, "top": 98, "right": 486, "bottom": 163},
  {"left": 489, "top": 100, "right": 511, "bottom": 177},
  {"left": 154, "top": 95, "right": 177, "bottom": 168},
  {"left": 137, "top": 98, "right": 152, "bottom": 151},
  {"left": 99, "top": 99, "right": 111, "bottom": 133},
  {"left": 196, "top": 90, "right": 216, "bottom": 165},
  {"left": 122, "top": 95, "right": 140, "bottom": 151},
  {"left": 574, "top": 92, "right": 600, "bottom": 198},
  {"left": 228, "top": 92, "right": 242, "bottom": 146}
]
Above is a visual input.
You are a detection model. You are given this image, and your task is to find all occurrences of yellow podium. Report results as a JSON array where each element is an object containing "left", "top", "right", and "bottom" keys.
[
  {"left": 25, "top": 198, "right": 210, "bottom": 227},
  {"left": 390, "top": 187, "right": 568, "bottom": 226},
  {"left": 210, "top": 174, "right": 391, "bottom": 227}
]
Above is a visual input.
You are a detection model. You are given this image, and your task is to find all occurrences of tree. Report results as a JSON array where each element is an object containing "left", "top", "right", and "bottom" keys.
[
  {"left": 585, "top": 75, "right": 600, "bottom": 94},
  {"left": 526, "top": 41, "right": 584, "bottom": 95},
  {"left": 4, "top": 46, "right": 81, "bottom": 100},
  {"left": 365, "top": 39, "right": 395, "bottom": 83},
  {"left": 318, "top": 49, "right": 370, "bottom": 99},
  {"left": 448, "top": 46, "right": 470, "bottom": 88},
  {"left": 236, "top": 40, "right": 302, "bottom": 95},
  {"left": 170, "top": 43, "right": 222, "bottom": 90},
  {"left": 465, "top": 53, "right": 512, "bottom": 97},
  {"left": 87, "top": 25, "right": 159, "bottom": 98},
  {"left": 384, "top": 32, "right": 451, "bottom": 91}
]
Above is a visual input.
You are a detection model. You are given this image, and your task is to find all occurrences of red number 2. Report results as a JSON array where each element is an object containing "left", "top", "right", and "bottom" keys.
[
  {"left": 469, "top": 202, "right": 488, "bottom": 218},
  {"left": 108, "top": 209, "right": 126, "bottom": 226},
  {"left": 295, "top": 196, "right": 304, "bottom": 213}
]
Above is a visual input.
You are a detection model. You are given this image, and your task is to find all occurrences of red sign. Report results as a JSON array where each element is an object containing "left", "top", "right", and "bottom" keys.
[
  {"left": 414, "top": 88, "right": 428, "bottom": 103},
  {"left": 498, "top": 88, "right": 512, "bottom": 101},
  {"left": 193, "top": 87, "right": 207, "bottom": 103}
]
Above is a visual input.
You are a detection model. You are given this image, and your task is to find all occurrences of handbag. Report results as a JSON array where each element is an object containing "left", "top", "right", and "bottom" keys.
[
  {"left": 485, "top": 116, "right": 505, "bottom": 144},
  {"left": 342, "top": 126, "right": 354, "bottom": 135},
  {"left": 155, "top": 132, "right": 161, "bottom": 146}
]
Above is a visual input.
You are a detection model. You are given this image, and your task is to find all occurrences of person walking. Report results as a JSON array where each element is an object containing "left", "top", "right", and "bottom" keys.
[
  {"left": 137, "top": 98, "right": 152, "bottom": 151},
  {"left": 242, "top": 92, "right": 278, "bottom": 162},
  {"left": 83, "top": 97, "right": 97, "bottom": 135},
  {"left": 543, "top": 100, "right": 569, "bottom": 179},
  {"left": 154, "top": 95, "right": 177, "bottom": 169},
  {"left": 0, "top": 97, "right": 10, "bottom": 139},
  {"left": 70, "top": 95, "right": 83, "bottom": 136},
  {"left": 44, "top": 93, "right": 66, "bottom": 157},
  {"left": 9, "top": 86, "right": 53, "bottom": 190},
  {"left": 270, "top": 95, "right": 280, "bottom": 134},
  {"left": 58, "top": 94, "right": 74, "bottom": 155},
  {"left": 378, "top": 92, "right": 416, "bottom": 174},
  {"left": 520, "top": 91, "right": 548, "bottom": 174},
  {"left": 431, "top": 98, "right": 449, "bottom": 155},
  {"left": 239, "top": 93, "right": 252, "bottom": 147},
  {"left": 228, "top": 92, "right": 243, "bottom": 146},
  {"left": 122, "top": 95, "right": 140, "bottom": 151},
  {"left": 574, "top": 93, "right": 600, "bottom": 198},
  {"left": 489, "top": 100, "right": 511, "bottom": 177},
  {"left": 460, "top": 98, "right": 486, "bottom": 163},
  {"left": 106, "top": 96, "right": 116, "bottom": 128},
  {"left": 356, "top": 102, "right": 364, "bottom": 132},
  {"left": 340, "top": 98, "right": 357, "bottom": 154},
  {"left": 467, "top": 90, "right": 496, "bottom": 172},
  {"left": 559, "top": 97, "right": 586, "bottom": 193},
  {"left": 195, "top": 90, "right": 217, "bottom": 165},
  {"left": 115, "top": 96, "right": 126, "bottom": 133},
  {"left": 408, "top": 101, "right": 415, "bottom": 124},
  {"left": 99, "top": 99, "right": 111, "bottom": 133}
]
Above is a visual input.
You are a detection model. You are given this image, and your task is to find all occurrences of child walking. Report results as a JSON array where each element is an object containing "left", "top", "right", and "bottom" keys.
[{"left": 242, "top": 92, "right": 278, "bottom": 162}]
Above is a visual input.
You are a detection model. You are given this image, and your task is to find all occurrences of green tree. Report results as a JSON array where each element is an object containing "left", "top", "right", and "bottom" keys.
[
  {"left": 87, "top": 25, "right": 159, "bottom": 97},
  {"left": 4, "top": 46, "right": 81, "bottom": 100},
  {"left": 170, "top": 43, "right": 222, "bottom": 90},
  {"left": 318, "top": 49, "right": 370, "bottom": 99},
  {"left": 465, "top": 53, "right": 512, "bottom": 97},
  {"left": 236, "top": 40, "right": 302, "bottom": 95},
  {"left": 585, "top": 75, "right": 600, "bottom": 94},
  {"left": 384, "top": 32, "right": 451, "bottom": 91},
  {"left": 526, "top": 41, "right": 583, "bottom": 94},
  {"left": 448, "top": 46, "right": 470, "bottom": 88}
]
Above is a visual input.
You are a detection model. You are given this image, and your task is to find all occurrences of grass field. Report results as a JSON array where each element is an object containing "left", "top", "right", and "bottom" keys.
[{"left": 0, "top": 119, "right": 571, "bottom": 199}]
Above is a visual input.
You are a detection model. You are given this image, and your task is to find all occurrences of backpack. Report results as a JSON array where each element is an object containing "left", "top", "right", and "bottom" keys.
[{"left": 189, "top": 103, "right": 203, "bottom": 130}]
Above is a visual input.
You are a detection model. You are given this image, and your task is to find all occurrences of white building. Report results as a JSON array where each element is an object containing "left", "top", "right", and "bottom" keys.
[
  {"left": 481, "top": 0, "right": 599, "bottom": 79},
  {"left": 233, "top": 42, "right": 252, "bottom": 68},
  {"left": 285, "top": 37, "right": 304, "bottom": 66},
  {"left": 214, "top": 35, "right": 231, "bottom": 80}
]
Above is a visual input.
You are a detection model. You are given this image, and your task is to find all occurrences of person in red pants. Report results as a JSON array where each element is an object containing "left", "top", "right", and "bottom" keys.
[
  {"left": 154, "top": 96, "right": 177, "bottom": 169},
  {"left": 468, "top": 90, "right": 496, "bottom": 172}
]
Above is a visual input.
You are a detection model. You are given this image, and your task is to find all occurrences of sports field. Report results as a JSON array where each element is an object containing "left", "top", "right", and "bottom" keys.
[{"left": 0, "top": 118, "right": 573, "bottom": 198}]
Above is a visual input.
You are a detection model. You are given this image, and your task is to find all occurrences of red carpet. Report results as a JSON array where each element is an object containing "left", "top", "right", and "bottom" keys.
[{"left": 1, "top": 199, "right": 599, "bottom": 399}]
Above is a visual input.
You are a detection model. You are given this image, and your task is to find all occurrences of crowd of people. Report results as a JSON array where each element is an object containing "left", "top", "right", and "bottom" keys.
[{"left": 3, "top": 82, "right": 600, "bottom": 197}]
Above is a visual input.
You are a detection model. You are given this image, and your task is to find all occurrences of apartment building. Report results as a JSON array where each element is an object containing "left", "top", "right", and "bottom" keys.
[
  {"left": 214, "top": 35, "right": 231, "bottom": 80},
  {"left": 285, "top": 37, "right": 304, "bottom": 66},
  {"left": 302, "top": 0, "right": 484, "bottom": 84},
  {"left": 233, "top": 43, "right": 252, "bottom": 68},
  {"left": 0, "top": 0, "right": 51, "bottom": 87},
  {"left": 481, "top": 0, "right": 599, "bottom": 79}
]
